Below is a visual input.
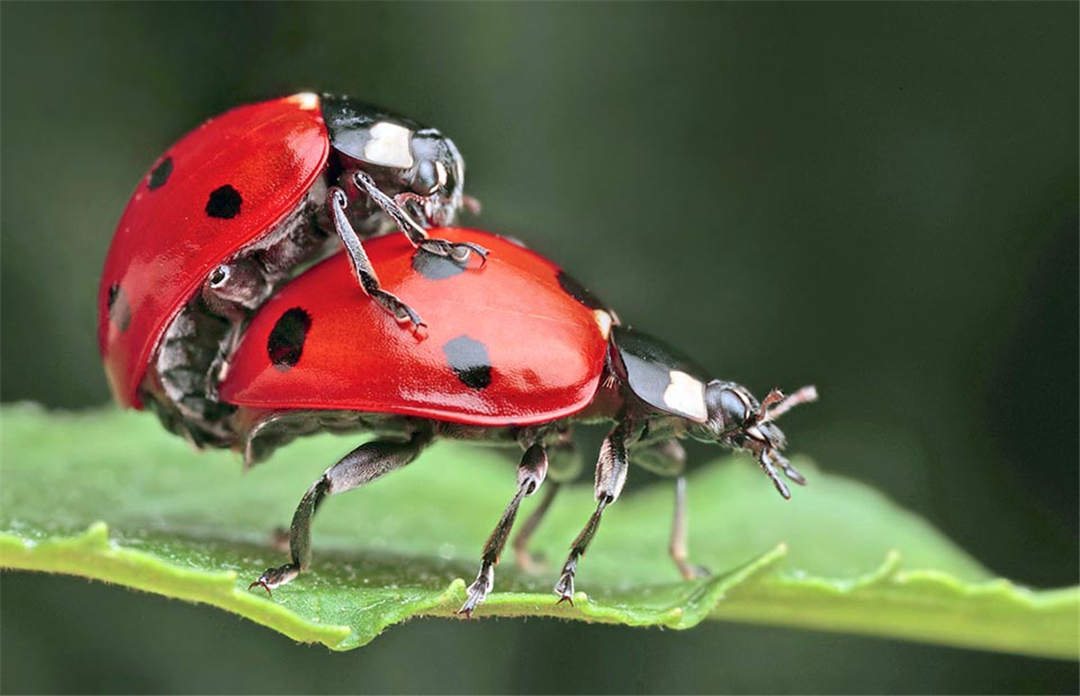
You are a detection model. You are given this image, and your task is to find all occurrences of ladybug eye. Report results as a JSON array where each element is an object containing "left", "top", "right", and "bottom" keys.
[
  {"left": 704, "top": 382, "right": 756, "bottom": 435},
  {"left": 440, "top": 161, "right": 457, "bottom": 196},
  {"left": 719, "top": 389, "right": 750, "bottom": 428},
  {"left": 413, "top": 160, "right": 439, "bottom": 195}
]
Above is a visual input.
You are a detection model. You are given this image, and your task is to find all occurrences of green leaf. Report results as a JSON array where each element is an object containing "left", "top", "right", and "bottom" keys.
[{"left": 1, "top": 404, "right": 1076, "bottom": 659}]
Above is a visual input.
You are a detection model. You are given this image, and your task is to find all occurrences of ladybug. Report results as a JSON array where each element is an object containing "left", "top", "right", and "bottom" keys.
[
  {"left": 214, "top": 228, "right": 817, "bottom": 615},
  {"left": 98, "top": 92, "right": 484, "bottom": 448}
]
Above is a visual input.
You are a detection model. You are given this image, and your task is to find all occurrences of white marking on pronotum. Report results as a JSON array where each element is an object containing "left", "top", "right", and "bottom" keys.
[
  {"left": 663, "top": 370, "right": 708, "bottom": 421},
  {"left": 434, "top": 160, "right": 448, "bottom": 187},
  {"left": 364, "top": 122, "right": 415, "bottom": 169},
  {"left": 593, "top": 310, "right": 613, "bottom": 340},
  {"left": 291, "top": 92, "right": 319, "bottom": 111}
]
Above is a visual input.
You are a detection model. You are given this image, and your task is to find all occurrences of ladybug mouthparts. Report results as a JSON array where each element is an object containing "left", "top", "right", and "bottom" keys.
[{"left": 728, "top": 385, "right": 819, "bottom": 500}]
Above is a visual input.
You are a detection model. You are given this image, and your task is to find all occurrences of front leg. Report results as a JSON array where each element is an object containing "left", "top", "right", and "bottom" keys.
[
  {"left": 328, "top": 188, "right": 425, "bottom": 328},
  {"left": 631, "top": 439, "right": 709, "bottom": 580},
  {"left": 353, "top": 172, "right": 488, "bottom": 267},
  {"left": 669, "top": 475, "right": 709, "bottom": 580}
]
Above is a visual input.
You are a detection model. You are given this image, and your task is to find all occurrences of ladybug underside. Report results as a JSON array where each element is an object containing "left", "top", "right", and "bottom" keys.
[{"left": 234, "top": 407, "right": 586, "bottom": 468}]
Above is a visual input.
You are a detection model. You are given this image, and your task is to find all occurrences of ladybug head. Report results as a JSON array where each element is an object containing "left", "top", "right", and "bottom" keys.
[
  {"left": 404, "top": 129, "right": 466, "bottom": 227},
  {"left": 320, "top": 95, "right": 469, "bottom": 228},
  {"left": 694, "top": 381, "right": 818, "bottom": 499}
]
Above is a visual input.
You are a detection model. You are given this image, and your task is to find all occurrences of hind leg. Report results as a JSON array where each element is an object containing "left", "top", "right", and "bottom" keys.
[{"left": 249, "top": 428, "right": 432, "bottom": 594}]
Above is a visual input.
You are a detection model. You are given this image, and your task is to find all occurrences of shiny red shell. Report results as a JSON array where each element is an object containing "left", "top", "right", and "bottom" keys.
[
  {"left": 98, "top": 93, "right": 330, "bottom": 408},
  {"left": 219, "top": 229, "right": 611, "bottom": 426}
]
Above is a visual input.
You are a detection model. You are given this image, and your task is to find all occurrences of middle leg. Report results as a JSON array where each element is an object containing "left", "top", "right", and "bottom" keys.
[
  {"left": 554, "top": 419, "right": 637, "bottom": 604},
  {"left": 512, "top": 427, "right": 582, "bottom": 573}
]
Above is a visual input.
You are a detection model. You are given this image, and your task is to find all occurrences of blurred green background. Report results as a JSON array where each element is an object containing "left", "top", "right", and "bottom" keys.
[{"left": 1, "top": 2, "right": 1076, "bottom": 693}]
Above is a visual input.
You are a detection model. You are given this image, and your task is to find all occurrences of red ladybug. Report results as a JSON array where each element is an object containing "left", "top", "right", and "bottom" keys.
[
  {"left": 215, "top": 228, "right": 817, "bottom": 615},
  {"left": 98, "top": 93, "right": 483, "bottom": 448}
]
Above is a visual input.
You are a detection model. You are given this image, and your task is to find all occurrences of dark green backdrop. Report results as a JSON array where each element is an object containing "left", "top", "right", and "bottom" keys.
[{"left": 2, "top": 2, "right": 1077, "bottom": 693}]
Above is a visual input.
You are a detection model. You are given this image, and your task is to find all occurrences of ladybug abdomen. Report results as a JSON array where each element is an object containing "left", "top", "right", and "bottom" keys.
[{"left": 219, "top": 230, "right": 611, "bottom": 427}]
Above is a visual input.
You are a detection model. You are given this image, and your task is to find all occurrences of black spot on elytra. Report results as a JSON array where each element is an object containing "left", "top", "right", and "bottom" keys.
[
  {"left": 268, "top": 307, "right": 311, "bottom": 370},
  {"left": 206, "top": 185, "right": 242, "bottom": 219},
  {"left": 412, "top": 251, "right": 466, "bottom": 280},
  {"left": 443, "top": 335, "right": 492, "bottom": 390},
  {"left": 106, "top": 283, "right": 132, "bottom": 331},
  {"left": 557, "top": 270, "right": 605, "bottom": 310},
  {"left": 147, "top": 156, "right": 173, "bottom": 190}
]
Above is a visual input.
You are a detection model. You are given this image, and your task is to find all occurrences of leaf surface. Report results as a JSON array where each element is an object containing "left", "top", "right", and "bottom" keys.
[{"left": 1, "top": 405, "right": 1076, "bottom": 659}]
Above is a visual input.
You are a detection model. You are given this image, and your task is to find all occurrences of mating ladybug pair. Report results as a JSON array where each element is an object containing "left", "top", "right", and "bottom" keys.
[{"left": 98, "top": 93, "right": 816, "bottom": 615}]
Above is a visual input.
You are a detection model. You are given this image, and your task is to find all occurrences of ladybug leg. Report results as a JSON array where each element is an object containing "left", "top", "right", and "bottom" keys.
[
  {"left": 457, "top": 444, "right": 549, "bottom": 618},
  {"left": 631, "top": 439, "right": 709, "bottom": 580},
  {"left": 415, "top": 238, "right": 489, "bottom": 268},
  {"left": 669, "top": 475, "right": 709, "bottom": 580},
  {"left": 511, "top": 484, "right": 559, "bottom": 574},
  {"left": 554, "top": 420, "right": 637, "bottom": 604},
  {"left": 328, "top": 187, "right": 425, "bottom": 329},
  {"left": 351, "top": 171, "right": 429, "bottom": 244},
  {"left": 199, "top": 258, "right": 273, "bottom": 400},
  {"left": 512, "top": 433, "right": 581, "bottom": 573},
  {"left": 391, "top": 191, "right": 482, "bottom": 219},
  {"left": 353, "top": 171, "right": 488, "bottom": 267},
  {"left": 203, "top": 323, "right": 241, "bottom": 401},
  {"left": 249, "top": 429, "right": 432, "bottom": 595}
]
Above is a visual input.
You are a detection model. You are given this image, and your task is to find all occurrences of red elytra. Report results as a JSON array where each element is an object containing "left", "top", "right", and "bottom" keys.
[
  {"left": 219, "top": 229, "right": 612, "bottom": 426},
  {"left": 98, "top": 93, "right": 329, "bottom": 408}
]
